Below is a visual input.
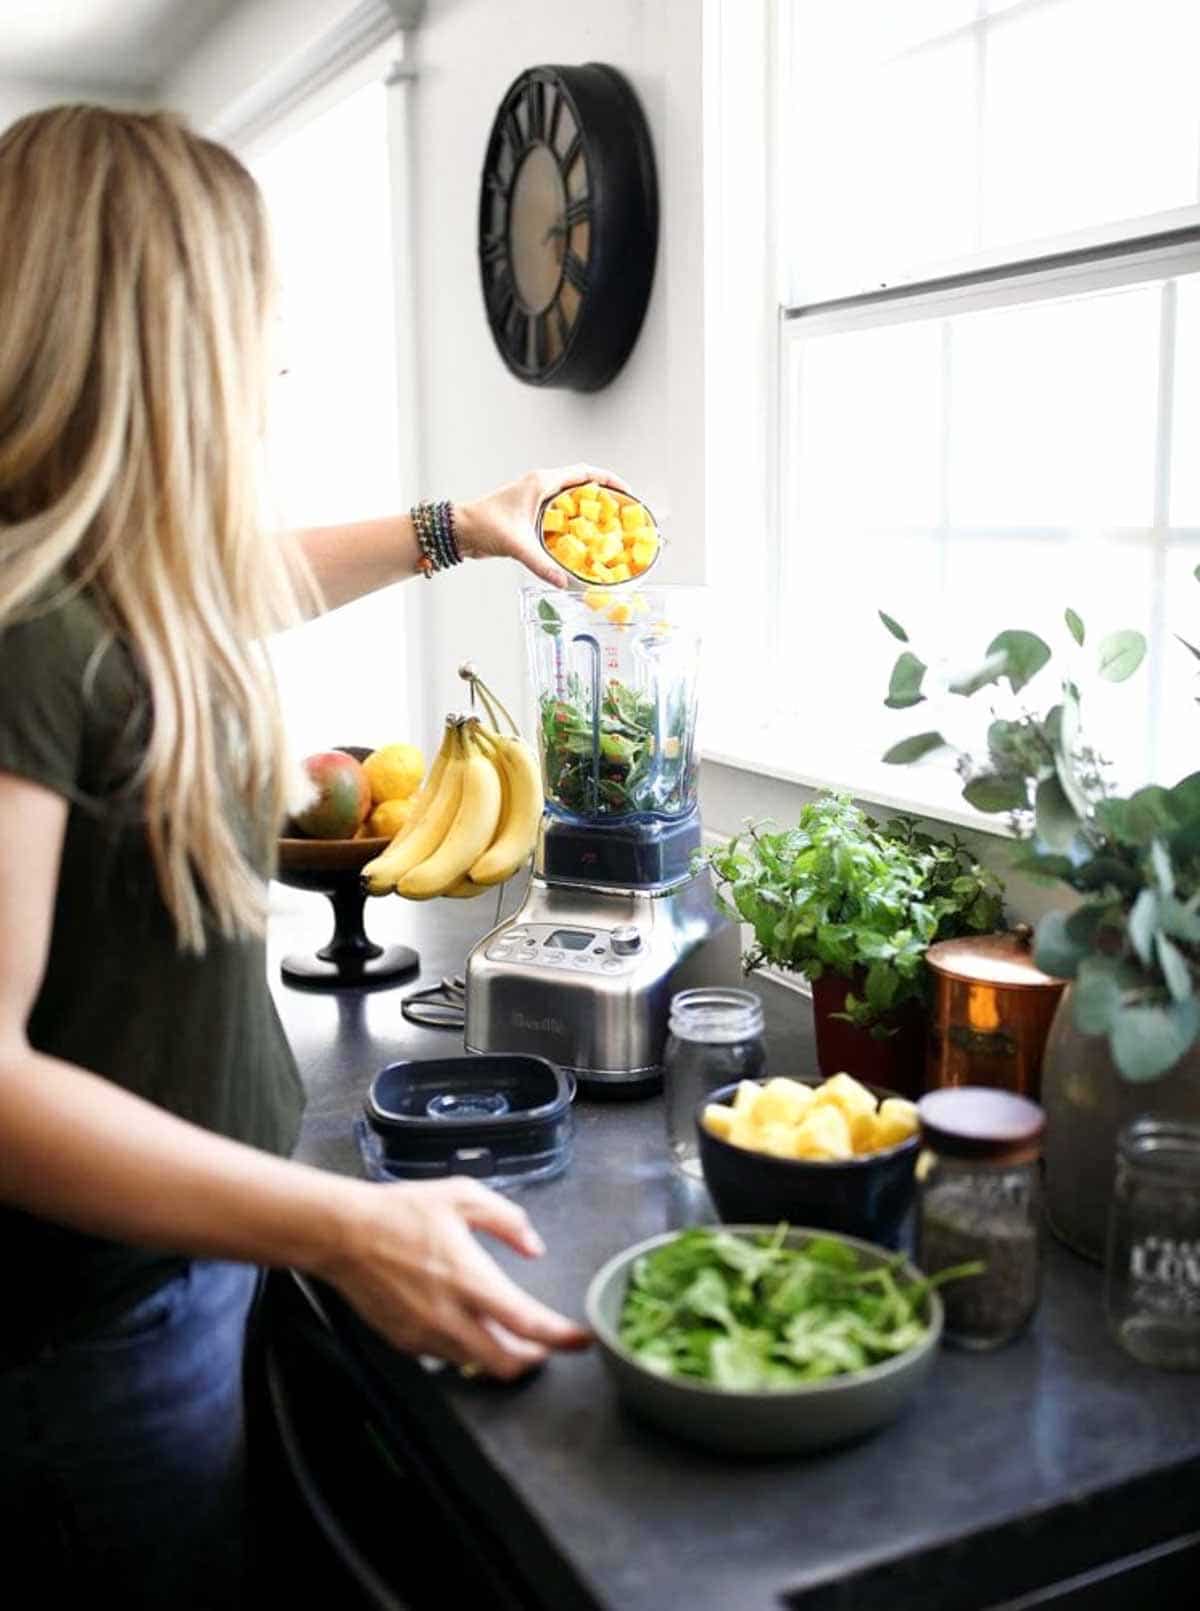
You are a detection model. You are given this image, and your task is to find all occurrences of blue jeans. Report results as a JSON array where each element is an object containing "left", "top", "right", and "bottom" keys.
[{"left": 0, "top": 1260, "right": 259, "bottom": 1609}]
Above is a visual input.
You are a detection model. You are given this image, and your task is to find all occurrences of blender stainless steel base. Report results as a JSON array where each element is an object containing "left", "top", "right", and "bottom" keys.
[{"left": 464, "top": 861, "right": 741, "bottom": 1097}]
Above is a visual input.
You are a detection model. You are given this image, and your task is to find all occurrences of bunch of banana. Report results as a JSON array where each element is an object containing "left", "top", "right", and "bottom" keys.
[{"left": 361, "top": 693, "right": 541, "bottom": 901}]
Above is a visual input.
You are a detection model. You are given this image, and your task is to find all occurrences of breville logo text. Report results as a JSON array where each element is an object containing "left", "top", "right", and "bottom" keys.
[{"left": 511, "top": 1010, "right": 568, "bottom": 1038}]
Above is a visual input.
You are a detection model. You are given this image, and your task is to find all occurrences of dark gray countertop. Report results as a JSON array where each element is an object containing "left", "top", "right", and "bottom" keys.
[{"left": 269, "top": 883, "right": 1200, "bottom": 1611}]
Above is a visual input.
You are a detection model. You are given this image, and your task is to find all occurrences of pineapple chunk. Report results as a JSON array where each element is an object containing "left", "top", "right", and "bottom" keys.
[
  {"left": 552, "top": 491, "right": 578, "bottom": 517},
  {"left": 875, "top": 1098, "right": 920, "bottom": 1150},
  {"left": 550, "top": 533, "right": 589, "bottom": 571},
  {"left": 731, "top": 1079, "right": 764, "bottom": 1116},
  {"left": 754, "top": 1076, "right": 816, "bottom": 1128},
  {"left": 702, "top": 1103, "right": 735, "bottom": 1141},
  {"left": 849, "top": 1109, "right": 882, "bottom": 1155},
  {"left": 792, "top": 1104, "right": 853, "bottom": 1161},
  {"left": 568, "top": 515, "right": 599, "bottom": 544},
  {"left": 757, "top": 1122, "right": 798, "bottom": 1160},
  {"left": 728, "top": 1113, "right": 760, "bottom": 1152},
  {"left": 592, "top": 531, "right": 624, "bottom": 565},
  {"left": 578, "top": 497, "right": 602, "bottom": 522},
  {"left": 542, "top": 508, "right": 566, "bottom": 533},
  {"left": 620, "top": 501, "right": 649, "bottom": 531},
  {"left": 811, "top": 1072, "right": 877, "bottom": 1123}
]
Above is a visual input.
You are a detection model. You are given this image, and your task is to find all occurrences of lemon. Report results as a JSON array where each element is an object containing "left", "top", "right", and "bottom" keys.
[
  {"left": 363, "top": 743, "right": 425, "bottom": 806},
  {"left": 366, "top": 798, "right": 414, "bottom": 839}
]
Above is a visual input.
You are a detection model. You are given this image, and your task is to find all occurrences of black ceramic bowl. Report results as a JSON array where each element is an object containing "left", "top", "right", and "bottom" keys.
[{"left": 696, "top": 1080, "right": 920, "bottom": 1249}]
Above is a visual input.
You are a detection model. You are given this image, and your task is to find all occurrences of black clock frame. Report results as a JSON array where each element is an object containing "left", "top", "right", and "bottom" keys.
[{"left": 477, "top": 63, "right": 659, "bottom": 392}]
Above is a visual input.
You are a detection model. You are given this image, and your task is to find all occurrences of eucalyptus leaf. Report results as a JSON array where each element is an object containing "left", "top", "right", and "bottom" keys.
[
  {"left": 948, "top": 650, "right": 1010, "bottom": 698},
  {"left": 1159, "top": 895, "right": 1200, "bottom": 944},
  {"left": 986, "top": 630, "right": 1052, "bottom": 695},
  {"left": 1073, "top": 958, "right": 1124, "bottom": 1035},
  {"left": 885, "top": 651, "right": 927, "bottom": 711},
  {"left": 1035, "top": 774, "right": 1082, "bottom": 852},
  {"left": 1127, "top": 888, "right": 1159, "bottom": 967},
  {"left": 879, "top": 611, "right": 909, "bottom": 643},
  {"left": 1175, "top": 635, "right": 1200, "bottom": 665},
  {"left": 1110, "top": 1000, "right": 1200, "bottom": 1082},
  {"left": 1149, "top": 839, "right": 1175, "bottom": 897},
  {"left": 962, "top": 773, "right": 1029, "bottom": 814},
  {"left": 1097, "top": 629, "right": 1147, "bottom": 683},
  {"left": 1155, "top": 932, "right": 1193, "bottom": 1003},
  {"left": 1033, "top": 909, "right": 1085, "bottom": 979},
  {"left": 1065, "top": 608, "right": 1085, "bottom": 647},
  {"left": 882, "top": 731, "right": 947, "bottom": 765}
]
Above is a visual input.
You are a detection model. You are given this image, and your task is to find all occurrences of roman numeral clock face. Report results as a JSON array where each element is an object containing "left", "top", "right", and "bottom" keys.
[{"left": 478, "top": 65, "right": 658, "bottom": 392}]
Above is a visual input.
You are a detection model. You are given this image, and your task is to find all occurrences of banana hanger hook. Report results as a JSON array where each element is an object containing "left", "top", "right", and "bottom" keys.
[{"left": 458, "top": 663, "right": 519, "bottom": 736}]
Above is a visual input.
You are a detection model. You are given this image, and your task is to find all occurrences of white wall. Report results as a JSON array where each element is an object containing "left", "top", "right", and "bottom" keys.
[{"left": 405, "top": 0, "right": 707, "bottom": 751}]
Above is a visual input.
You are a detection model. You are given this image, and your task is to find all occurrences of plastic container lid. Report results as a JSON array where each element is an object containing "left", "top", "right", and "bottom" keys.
[{"left": 917, "top": 1086, "right": 1045, "bottom": 1165}]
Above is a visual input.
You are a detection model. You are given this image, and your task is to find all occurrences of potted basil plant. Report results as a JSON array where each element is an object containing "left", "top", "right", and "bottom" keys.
[
  {"left": 879, "top": 605, "right": 1200, "bottom": 1258},
  {"left": 701, "top": 793, "right": 1004, "bottom": 1099}
]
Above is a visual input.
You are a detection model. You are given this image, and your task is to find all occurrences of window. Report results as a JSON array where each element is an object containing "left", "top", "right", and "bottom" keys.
[
  {"left": 710, "top": 1, "right": 1200, "bottom": 819},
  {"left": 252, "top": 75, "right": 414, "bottom": 755}
]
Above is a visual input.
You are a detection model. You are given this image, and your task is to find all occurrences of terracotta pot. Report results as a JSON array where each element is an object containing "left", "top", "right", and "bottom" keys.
[
  {"left": 1041, "top": 988, "right": 1200, "bottom": 1262},
  {"left": 809, "top": 972, "right": 926, "bottom": 1100}
]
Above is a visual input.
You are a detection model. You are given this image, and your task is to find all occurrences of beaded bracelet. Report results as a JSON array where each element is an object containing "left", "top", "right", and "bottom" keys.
[{"left": 412, "top": 499, "right": 463, "bottom": 579}]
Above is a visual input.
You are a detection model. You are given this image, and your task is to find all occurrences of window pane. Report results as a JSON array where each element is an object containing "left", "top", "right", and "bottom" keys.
[
  {"left": 1161, "top": 549, "right": 1200, "bottom": 786},
  {"left": 1172, "top": 278, "right": 1200, "bottom": 526},
  {"left": 948, "top": 283, "right": 1160, "bottom": 528},
  {"left": 786, "top": 0, "right": 1200, "bottom": 300}
]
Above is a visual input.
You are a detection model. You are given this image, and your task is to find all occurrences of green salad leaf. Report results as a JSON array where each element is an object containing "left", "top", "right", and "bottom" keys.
[{"left": 618, "top": 1227, "right": 979, "bottom": 1390}]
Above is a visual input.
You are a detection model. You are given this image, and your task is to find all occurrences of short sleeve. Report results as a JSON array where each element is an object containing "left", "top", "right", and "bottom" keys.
[{"left": 0, "top": 601, "right": 93, "bottom": 803}]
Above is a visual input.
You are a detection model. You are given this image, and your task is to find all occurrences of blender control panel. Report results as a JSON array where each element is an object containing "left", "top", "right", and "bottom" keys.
[{"left": 484, "top": 924, "right": 644, "bottom": 975}]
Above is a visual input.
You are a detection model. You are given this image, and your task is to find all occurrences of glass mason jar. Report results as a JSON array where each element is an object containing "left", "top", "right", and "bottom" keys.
[
  {"left": 1105, "top": 1118, "right": 1200, "bottom": 1371},
  {"left": 917, "top": 1087, "right": 1046, "bottom": 1350},
  {"left": 663, "top": 989, "right": 766, "bottom": 1178}
]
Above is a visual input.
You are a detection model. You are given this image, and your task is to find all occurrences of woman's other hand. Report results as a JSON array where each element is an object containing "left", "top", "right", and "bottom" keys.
[
  {"left": 319, "top": 1175, "right": 591, "bottom": 1379},
  {"left": 456, "top": 464, "right": 629, "bottom": 587}
]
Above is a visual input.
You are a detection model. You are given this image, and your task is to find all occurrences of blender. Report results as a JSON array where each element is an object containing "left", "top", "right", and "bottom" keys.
[{"left": 465, "top": 586, "right": 740, "bottom": 1096}]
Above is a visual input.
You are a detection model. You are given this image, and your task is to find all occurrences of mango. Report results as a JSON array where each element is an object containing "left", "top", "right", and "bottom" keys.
[
  {"left": 702, "top": 1103, "right": 735, "bottom": 1141},
  {"left": 540, "top": 483, "right": 660, "bottom": 585},
  {"left": 578, "top": 498, "right": 603, "bottom": 522},
  {"left": 290, "top": 751, "right": 371, "bottom": 840},
  {"left": 542, "top": 508, "right": 566, "bottom": 533},
  {"left": 620, "top": 502, "right": 648, "bottom": 531}
]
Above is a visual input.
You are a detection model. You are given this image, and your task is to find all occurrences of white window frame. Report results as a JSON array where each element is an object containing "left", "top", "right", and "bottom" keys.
[{"left": 702, "top": 0, "right": 1200, "bottom": 834}]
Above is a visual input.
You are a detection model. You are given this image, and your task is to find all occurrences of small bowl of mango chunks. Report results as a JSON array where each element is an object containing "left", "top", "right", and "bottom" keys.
[
  {"left": 538, "top": 480, "right": 662, "bottom": 586},
  {"left": 697, "top": 1073, "right": 922, "bottom": 1250}
]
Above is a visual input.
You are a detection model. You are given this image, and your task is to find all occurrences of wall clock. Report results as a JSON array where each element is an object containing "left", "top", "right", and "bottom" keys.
[{"left": 477, "top": 63, "right": 658, "bottom": 392}]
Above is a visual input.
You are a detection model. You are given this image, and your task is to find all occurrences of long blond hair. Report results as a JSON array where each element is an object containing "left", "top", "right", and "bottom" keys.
[{"left": 0, "top": 104, "right": 311, "bottom": 952}]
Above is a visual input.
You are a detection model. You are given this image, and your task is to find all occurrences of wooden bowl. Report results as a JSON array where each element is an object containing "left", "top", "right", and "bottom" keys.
[{"left": 277, "top": 835, "right": 389, "bottom": 878}]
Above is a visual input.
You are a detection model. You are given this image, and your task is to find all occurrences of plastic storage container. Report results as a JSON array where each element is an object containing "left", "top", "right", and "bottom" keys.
[{"left": 358, "top": 1055, "right": 573, "bottom": 1189}]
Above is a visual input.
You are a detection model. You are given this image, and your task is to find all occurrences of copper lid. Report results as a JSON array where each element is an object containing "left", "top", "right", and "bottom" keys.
[
  {"left": 924, "top": 927, "right": 1065, "bottom": 989},
  {"left": 918, "top": 1086, "right": 1045, "bottom": 1164}
]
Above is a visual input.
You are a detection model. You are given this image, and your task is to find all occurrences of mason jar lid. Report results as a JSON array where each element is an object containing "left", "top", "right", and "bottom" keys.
[
  {"left": 918, "top": 1086, "right": 1045, "bottom": 1164},
  {"left": 924, "top": 928, "right": 1065, "bottom": 990},
  {"left": 669, "top": 988, "right": 764, "bottom": 1045},
  {"left": 1118, "top": 1117, "right": 1200, "bottom": 1181}
]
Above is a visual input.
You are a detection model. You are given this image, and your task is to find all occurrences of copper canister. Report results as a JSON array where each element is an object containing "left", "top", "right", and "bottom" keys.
[{"left": 925, "top": 929, "right": 1067, "bottom": 1100}]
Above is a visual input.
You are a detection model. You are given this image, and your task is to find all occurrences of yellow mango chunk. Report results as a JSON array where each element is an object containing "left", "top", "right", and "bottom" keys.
[
  {"left": 550, "top": 533, "right": 589, "bottom": 570},
  {"left": 606, "top": 562, "right": 632, "bottom": 585},
  {"left": 578, "top": 497, "right": 602, "bottom": 522},
  {"left": 568, "top": 515, "right": 599, "bottom": 544},
  {"left": 758, "top": 1122, "right": 799, "bottom": 1160},
  {"left": 606, "top": 601, "right": 634, "bottom": 624},
  {"left": 875, "top": 1097, "right": 920, "bottom": 1150},
  {"left": 702, "top": 1103, "right": 735, "bottom": 1141},
  {"left": 620, "top": 501, "right": 649, "bottom": 531},
  {"left": 592, "top": 531, "right": 624, "bottom": 565},
  {"left": 754, "top": 1076, "right": 816, "bottom": 1128},
  {"left": 552, "top": 491, "right": 578, "bottom": 517},
  {"left": 574, "top": 481, "right": 601, "bottom": 502},
  {"left": 598, "top": 516, "right": 623, "bottom": 536},
  {"left": 542, "top": 508, "right": 565, "bottom": 533},
  {"left": 849, "top": 1110, "right": 882, "bottom": 1154},
  {"left": 811, "top": 1072, "right": 877, "bottom": 1123},
  {"left": 598, "top": 489, "right": 619, "bottom": 518},
  {"left": 792, "top": 1104, "right": 853, "bottom": 1161},
  {"left": 629, "top": 540, "right": 658, "bottom": 573},
  {"left": 731, "top": 1079, "right": 763, "bottom": 1115},
  {"left": 583, "top": 588, "right": 610, "bottom": 612},
  {"left": 728, "top": 1114, "right": 760, "bottom": 1152}
]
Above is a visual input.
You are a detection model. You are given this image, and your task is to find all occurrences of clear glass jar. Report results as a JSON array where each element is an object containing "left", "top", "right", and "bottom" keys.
[
  {"left": 663, "top": 989, "right": 766, "bottom": 1178},
  {"left": 917, "top": 1087, "right": 1045, "bottom": 1350},
  {"left": 1105, "top": 1118, "right": 1200, "bottom": 1371}
]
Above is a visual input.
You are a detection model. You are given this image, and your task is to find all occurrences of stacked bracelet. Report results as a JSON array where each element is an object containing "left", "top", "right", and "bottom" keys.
[{"left": 412, "top": 499, "right": 463, "bottom": 579}]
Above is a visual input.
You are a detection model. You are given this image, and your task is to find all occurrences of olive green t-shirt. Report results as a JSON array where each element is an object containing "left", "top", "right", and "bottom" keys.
[{"left": 0, "top": 588, "right": 304, "bottom": 1361}]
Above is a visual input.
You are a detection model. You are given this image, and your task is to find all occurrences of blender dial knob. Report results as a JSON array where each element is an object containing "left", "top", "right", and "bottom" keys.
[{"left": 611, "top": 925, "right": 642, "bottom": 957}]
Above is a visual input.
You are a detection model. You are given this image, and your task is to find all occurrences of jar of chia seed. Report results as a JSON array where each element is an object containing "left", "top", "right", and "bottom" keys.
[
  {"left": 663, "top": 988, "right": 766, "bottom": 1179},
  {"left": 917, "top": 1086, "right": 1045, "bottom": 1349}
]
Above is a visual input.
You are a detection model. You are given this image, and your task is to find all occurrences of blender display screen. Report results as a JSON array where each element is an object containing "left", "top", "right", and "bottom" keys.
[{"left": 546, "top": 930, "right": 594, "bottom": 951}]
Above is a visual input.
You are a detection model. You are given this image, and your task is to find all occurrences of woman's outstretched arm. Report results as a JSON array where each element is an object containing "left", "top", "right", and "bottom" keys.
[
  {"left": 293, "top": 462, "right": 625, "bottom": 609},
  {"left": 0, "top": 772, "right": 588, "bottom": 1376}
]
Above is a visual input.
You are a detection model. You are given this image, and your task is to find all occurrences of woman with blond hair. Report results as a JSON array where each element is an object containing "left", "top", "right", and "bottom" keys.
[{"left": 0, "top": 104, "right": 600, "bottom": 1605}]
